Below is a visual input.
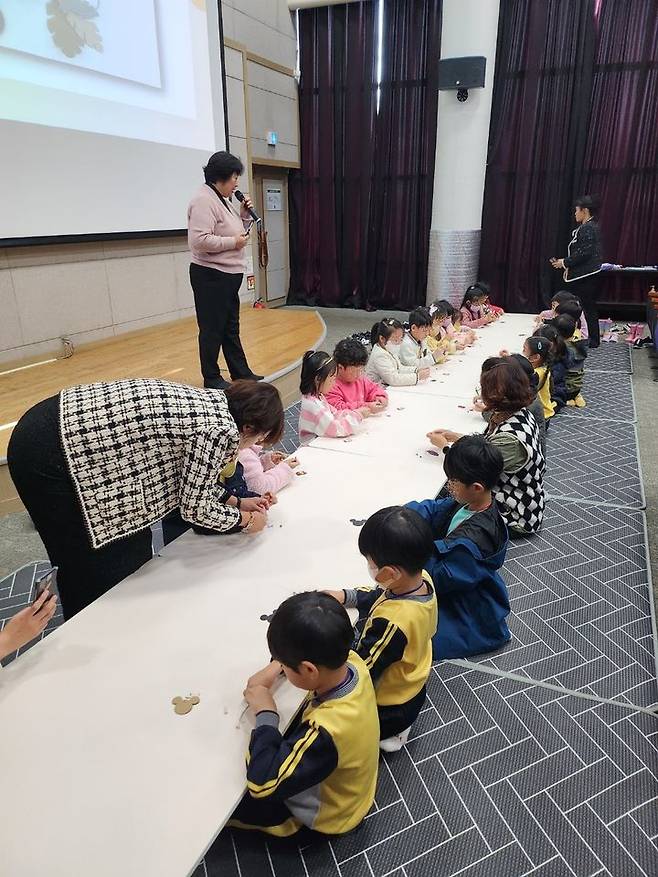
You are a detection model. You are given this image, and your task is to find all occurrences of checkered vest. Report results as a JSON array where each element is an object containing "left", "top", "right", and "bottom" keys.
[{"left": 486, "top": 408, "right": 546, "bottom": 534}]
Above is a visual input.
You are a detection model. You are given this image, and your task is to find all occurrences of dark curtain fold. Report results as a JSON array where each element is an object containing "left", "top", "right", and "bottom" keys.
[
  {"left": 364, "top": 0, "right": 442, "bottom": 310},
  {"left": 288, "top": 3, "right": 377, "bottom": 307},
  {"left": 288, "top": 0, "right": 441, "bottom": 310},
  {"left": 579, "top": 0, "right": 658, "bottom": 304},
  {"left": 479, "top": 0, "right": 596, "bottom": 313}
]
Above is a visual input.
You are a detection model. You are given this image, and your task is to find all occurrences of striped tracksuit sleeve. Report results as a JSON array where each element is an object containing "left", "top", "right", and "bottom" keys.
[
  {"left": 246, "top": 713, "right": 338, "bottom": 802},
  {"left": 355, "top": 617, "right": 408, "bottom": 685}
]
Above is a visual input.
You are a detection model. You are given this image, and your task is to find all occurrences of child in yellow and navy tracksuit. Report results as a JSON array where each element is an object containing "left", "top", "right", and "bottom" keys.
[
  {"left": 229, "top": 592, "right": 379, "bottom": 838},
  {"left": 326, "top": 506, "right": 437, "bottom": 752}
]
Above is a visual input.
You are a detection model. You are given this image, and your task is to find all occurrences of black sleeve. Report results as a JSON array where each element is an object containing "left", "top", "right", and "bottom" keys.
[
  {"left": 355, "top": 616, "right": 408, "bottom": 684},
  {"left": 563, "top": 223, "right": 597, "bottom": 268},
  {"left": 246, "top": 719, "right": 338, "bottom": 802}
]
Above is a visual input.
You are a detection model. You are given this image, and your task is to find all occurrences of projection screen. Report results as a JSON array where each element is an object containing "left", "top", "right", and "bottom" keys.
[{"left": 0, "top": 0, "right": 228, "bottom": 242}]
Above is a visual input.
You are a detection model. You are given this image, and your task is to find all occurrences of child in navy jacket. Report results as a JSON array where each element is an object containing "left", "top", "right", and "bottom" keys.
[{"left": 406, "top": 435, "right": 511, "bottom": 660}]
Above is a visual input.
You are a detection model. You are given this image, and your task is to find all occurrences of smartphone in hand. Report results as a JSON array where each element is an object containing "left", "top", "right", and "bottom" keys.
[{"left": 33, "top": 567, "right": 57, "bottom": 604}]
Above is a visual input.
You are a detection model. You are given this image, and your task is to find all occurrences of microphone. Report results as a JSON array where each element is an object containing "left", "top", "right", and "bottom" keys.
[{"left": 234, "top": 189, "right": 261, "bottom": 224}]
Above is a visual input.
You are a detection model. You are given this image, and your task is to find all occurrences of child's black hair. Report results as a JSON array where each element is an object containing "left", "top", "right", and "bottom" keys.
[
  {"left": 524, "top": 336, "right": 551, "bottom": 366},
  {"left": 534, "top": 323, "right": 567, "bottom": 362},
  {"left": 524, "top": 337, "right": 552, "bottom": 391},
  {"left": 443, "top": 434, "right": 504, "bottom": 490},
  {"left": 461, "top": 284, "right": 487, "bottom": 309},
  {"left": 267, "top": 592, "right": 353, "bottom": 671},
  {"left": 300, "top": 350, "right": 337, "bottom": 396},
  {"left": 428, "top": 300, "right": 451, "bottom": 321},
  {"left": 334, "top": 337, "right": 368, "bottom": 367},
  {"left": 551, "top": 290, "right": 577, "bottom": 306},
  {"left": 555, "top": 300, "right": 583, "bottom": 323},
  {"left": 408, "top": 307, "right": 432, "bottom": 329},
  {"left": 552, "top": 314, "right": 578, "bottom": 340},
  {"left": 370, "top": 318, "right": 403, "bottom": 347},
  {"left": 358, "top": 506, "right": 433, "bottom": 575}
]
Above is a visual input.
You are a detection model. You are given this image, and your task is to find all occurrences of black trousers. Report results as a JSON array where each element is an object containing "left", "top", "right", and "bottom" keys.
[
  {"left": 190, "top": 263, "right": 252, "bottom": 380},
  {"left": 569, "top": 274, "right": 600, "bottom": 347},
  {"left": 7, "top": 396, "right": 153, "bottom": 619},
  {"left": 378, "top": 684, "right": 427, "bottom": 739}
]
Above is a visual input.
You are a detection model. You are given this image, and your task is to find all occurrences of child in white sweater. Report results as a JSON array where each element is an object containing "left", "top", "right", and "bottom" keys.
[
  {"left": 298, "top": 351, "right": 372, "bottom": 441},
  {"left": 399, "top": 308, "right": 436, "bottom": 369},
  {"left": 365, "top": 319, "right": 430, "bottom": 387}
]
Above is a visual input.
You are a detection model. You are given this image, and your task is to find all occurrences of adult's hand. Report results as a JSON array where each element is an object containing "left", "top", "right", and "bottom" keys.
[
  {"left": 242, "top": 496, "right": 269, "bottom": 513},
  {"left": 240, "top": 193, "right": 254, "bottom": 213},
  {"left": 235, "top": 233, "right": 250, "bottom": 250},
  {"left": 0, "top": 589, "right": 57, "bottom": 660},
  {"left": 240, "top": 510, "right": 267, "bottom": 533}
]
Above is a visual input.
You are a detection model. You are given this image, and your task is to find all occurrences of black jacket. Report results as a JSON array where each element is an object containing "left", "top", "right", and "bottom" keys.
[{"left": 564, "top": 220, "right": 602, "bottom": 282}]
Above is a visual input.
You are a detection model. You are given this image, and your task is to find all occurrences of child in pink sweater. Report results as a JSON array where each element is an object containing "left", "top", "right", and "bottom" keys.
[
  {"left": 459, "top": 285, "right": 495, "bottom": 329},
  {"left": 298, "top": 350, "right": 372, "bottom": 441},
  {"left": 238, "top": 445, "right": 297, "bottom": 495},
  {"left": 325, "top": 338, "right": 388, "bottom": 412}
]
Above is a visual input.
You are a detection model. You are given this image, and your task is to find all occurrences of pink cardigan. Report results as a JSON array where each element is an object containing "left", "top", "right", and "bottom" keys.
[
  {"left": 238, "top": 445, "right": 294, "bottom": 495},
  {"left": 459, "top": 304, "right": 488, "bottom": 329},
  {"left": 299, "top": 395, "right": 362, "bottom": 441},
  {"left": 325, "top": 376, "right": 387, "bottom": 411},
  {"left": 187, "top": 184, "right": 250, "bottom": 273}
]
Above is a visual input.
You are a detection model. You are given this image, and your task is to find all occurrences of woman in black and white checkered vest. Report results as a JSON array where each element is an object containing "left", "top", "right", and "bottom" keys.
[
  {"left": 427, "top": 357, "right": 546, "bottom": 536},
  {"left": 7, "top": 380, "right": 284, "bottom": 618}
]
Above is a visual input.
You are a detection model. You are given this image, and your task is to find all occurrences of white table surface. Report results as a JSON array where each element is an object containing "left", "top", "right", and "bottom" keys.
[{"left": 0, "top": 314, "right": 536, "bottom": 877}]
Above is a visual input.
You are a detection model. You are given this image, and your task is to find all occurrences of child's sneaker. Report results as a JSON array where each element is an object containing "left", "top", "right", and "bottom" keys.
[
  {"left": 574, "top": 394, "right": 587, "bottom": 408},
  {"left": 379, "top": 727, "right": 411, "bottom": 753}
]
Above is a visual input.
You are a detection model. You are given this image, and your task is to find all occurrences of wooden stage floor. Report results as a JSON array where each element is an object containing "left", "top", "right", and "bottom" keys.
[{"left": 0, "top": 307, "right": 325, "bottom": 460}]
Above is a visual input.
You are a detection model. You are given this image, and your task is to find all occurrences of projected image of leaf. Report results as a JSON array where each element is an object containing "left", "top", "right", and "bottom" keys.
[
  {"left": 47, "top": 0, "right": 84, "bottom": 57},
  {"left": 47, "top": 0, "right": 103, "bottom": 58},
  {"left": 66, "top": 12, "right": 102, "bottom": 52}
]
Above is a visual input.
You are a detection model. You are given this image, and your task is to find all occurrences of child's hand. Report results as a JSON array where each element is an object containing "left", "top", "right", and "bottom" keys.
[
  {"left": 427, "top": 430, "right": 449, "bottom": 449},
  {"left": 262, "top": 491, "right": 278, "bottom": 507},
  {"left": 499, "top": 348, "right": 510, "bottom": 357},
  {"left": 472, "top": 400, "right": 486, "bottom": 413},
  {"left": 368, "top": 399, "right": 385, "bottom": 413},
  {"left": 374, "top": 396, "right": 388, "bottom": 410},
  {"left": 418, "top": 367, "right": 431, "bottom": 382},
  {"left": 322, "top": 589, "right": 345, "bottom": 604},
  {"left": 358, "top": 406, "right": 372, "bottom": 418},
  {"left": 243, "top": 684, "right": 277, "bottom": 715},
  {"left": 286, "top": 456, "right": 299, "bottom": 469},
  {"left": 247, "top": 660, "right": 283, "bottom": 689},
  {"left": 269, "top": 451, "right": 287, "bottom": 465},
  {"left": 0, "top": 589, "right": 57, "bottom": 659}
]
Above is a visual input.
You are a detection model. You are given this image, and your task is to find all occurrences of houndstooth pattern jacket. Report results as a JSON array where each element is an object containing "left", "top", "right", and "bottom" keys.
[{"left": 59, "top": 379, "right": 241, "bottom": 549}]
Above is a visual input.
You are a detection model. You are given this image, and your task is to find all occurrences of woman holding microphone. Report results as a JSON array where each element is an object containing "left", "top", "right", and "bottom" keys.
[{"left": 188, "top": 151, "right": 263, "bottom": 389}]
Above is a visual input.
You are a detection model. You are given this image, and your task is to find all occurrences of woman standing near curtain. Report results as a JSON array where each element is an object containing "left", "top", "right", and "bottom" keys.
[
  {"left": 188, "top": 151, "right": 263, "bottom": 389},
  {"left": 551, "top": 196, "right": 603, "bottom": 348}
]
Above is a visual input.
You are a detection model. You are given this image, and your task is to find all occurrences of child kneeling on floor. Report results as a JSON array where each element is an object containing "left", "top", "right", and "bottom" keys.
[
  {"left": 406, "top": 435, "right": 511, "bottom": 660},
  {"left": 230, "top": 592, "right": 379, "bottom": 837},
  {"left": 325, "top": 506, "right": 437, "bottom": 752}
]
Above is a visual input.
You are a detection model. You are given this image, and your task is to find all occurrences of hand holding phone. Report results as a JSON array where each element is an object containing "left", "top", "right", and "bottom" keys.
[{"left": 33, "top": 567, "right": 57, "bottom": 605}]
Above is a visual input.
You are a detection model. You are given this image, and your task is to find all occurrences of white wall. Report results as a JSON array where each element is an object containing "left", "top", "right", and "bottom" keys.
[
  {"left": 426, "top": 0, "right": 500, "bottom": 305},
  {"left": 0, "top": 0, "right": 299, "bottom": 365}
]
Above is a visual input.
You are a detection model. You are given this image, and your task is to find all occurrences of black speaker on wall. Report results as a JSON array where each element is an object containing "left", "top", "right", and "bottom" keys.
[{"left": 438, "top": 56, "right": 486, "bottom": 91}]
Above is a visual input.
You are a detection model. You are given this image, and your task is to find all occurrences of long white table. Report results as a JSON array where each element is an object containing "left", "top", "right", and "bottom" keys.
[{"left": 0, "top": 314, "right": 536, "bottom": 877}]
